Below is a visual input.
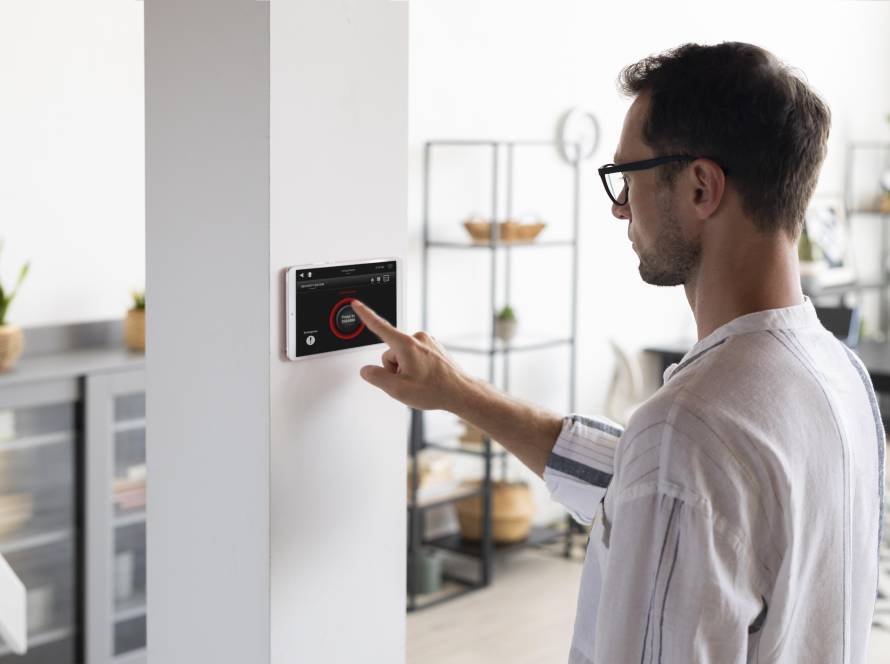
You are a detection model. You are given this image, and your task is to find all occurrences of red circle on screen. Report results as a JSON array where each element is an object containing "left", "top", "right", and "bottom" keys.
[{"left": 329, "top": 297, "right": 366, "bottom": 340}]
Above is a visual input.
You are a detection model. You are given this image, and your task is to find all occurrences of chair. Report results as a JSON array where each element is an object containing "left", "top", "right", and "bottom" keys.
[
  {"left": 604, "top": 340, "right": 649, "bottom": 427},
  {"left": 814, "top": 305, "right": 861, "bottom": 348}
]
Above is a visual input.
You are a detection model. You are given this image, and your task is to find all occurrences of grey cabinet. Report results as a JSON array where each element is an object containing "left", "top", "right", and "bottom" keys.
[
  {"left": 86, "top": 370, "right": 146, "bottom": 664},
  {"left": 0, "top": 335, "right": 145, "bottom": 664},
  {"left": 0, "top": 380, "right": 81, "bottom": 663}
]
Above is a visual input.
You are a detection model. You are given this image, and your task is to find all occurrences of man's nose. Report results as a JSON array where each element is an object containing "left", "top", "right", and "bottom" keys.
[{"left": 611, "top": 200, "right": 630, "bottom": 221}]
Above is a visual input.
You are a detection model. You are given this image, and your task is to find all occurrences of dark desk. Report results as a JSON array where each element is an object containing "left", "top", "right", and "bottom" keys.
[{"left": 645, "top": 339, "right": 890, "bottom": 394}]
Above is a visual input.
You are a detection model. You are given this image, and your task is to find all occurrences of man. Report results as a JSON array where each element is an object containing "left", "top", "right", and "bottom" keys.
[{"left": 353, "top": 42, "right": 885, "bottom": 663}]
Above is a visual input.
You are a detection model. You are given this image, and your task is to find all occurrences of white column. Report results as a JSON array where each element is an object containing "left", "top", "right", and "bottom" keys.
[
  {"left": 146, "top": 1, "right": 407, "bottom": 662},
  {"left": 269, "top": 2, "right": 408, "bottom": 663}
]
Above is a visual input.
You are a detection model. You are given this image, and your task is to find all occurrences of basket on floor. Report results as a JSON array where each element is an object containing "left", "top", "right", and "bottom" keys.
[{"left": 455, "top": 480, "right": 534, "bottom": 544}]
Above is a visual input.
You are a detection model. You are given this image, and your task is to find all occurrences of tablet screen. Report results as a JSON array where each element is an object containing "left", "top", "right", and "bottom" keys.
[{"left": 292, "top": 259, "right": 397, "bottom": 358}]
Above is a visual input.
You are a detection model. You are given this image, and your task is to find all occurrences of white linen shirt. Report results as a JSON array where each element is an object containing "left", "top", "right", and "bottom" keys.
[{"left": 544, "top": 299, "right": 885, "bottom": 663}]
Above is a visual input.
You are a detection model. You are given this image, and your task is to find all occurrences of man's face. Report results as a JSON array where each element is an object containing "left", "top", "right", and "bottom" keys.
[{"left": 611, "top": 93, "right": 700, "bottom": 286}]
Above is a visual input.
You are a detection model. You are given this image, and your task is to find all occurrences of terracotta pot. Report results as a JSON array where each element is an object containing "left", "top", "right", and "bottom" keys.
[
  {"left": 456, "top": 480, "right": 534, "bottom": 544},
  {"left": 0, "top": 325, "right": 24, "bottom": 372},
  {"left": 124, "top": 309, "right": 145, "bottom": 352}
]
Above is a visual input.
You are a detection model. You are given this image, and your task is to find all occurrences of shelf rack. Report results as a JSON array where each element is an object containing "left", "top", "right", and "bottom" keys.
[
  {"left": 823, "top": 142, "right": 890, "bottom": 333},
  {"left": 407, "top": 139, "right": 581, "bottom": 611}
]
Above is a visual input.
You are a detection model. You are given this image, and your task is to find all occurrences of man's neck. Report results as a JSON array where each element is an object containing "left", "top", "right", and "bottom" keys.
[{"left": 684, "top": 231, "right": 804, "bottom": 341}]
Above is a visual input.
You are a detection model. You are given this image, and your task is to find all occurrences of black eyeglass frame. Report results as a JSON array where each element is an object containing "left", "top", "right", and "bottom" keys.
[{"left": 598, "top": 155, "right": 729, "bottom": 206}]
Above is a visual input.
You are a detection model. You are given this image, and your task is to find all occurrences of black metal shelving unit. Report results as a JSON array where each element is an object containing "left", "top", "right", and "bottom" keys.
[
  {"left": 832, "top": 142, "right": 890, "bottom": 334},
  {"left": 407, "top": 140, "right": 581, "bottom": 612}
]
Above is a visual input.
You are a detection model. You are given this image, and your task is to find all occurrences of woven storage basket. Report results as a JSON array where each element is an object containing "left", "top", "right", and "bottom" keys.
[
  {"left": 462, "top": 219, "right": 546, "bottom": 244},
  {"left": 124, "top": 309, "right": 145, "bottom": 352},
  {"left": 0, "top": 325, "right": 24, "bottom": 371},
  {"left": 456, "top": 480, "right": 534, "bottom": 544}
]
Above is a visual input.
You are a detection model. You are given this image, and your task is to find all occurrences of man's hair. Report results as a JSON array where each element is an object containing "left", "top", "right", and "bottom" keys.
[{"left": 618, "top": 42, "right": 830, "bottom": 237}]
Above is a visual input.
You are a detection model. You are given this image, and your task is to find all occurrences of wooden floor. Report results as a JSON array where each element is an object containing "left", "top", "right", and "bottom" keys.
[
  {"left": 407, "top": 546, "right": 890, "bottom": 664},
  {"left": 407, "top": 546, "right": 581, "bottom": 664}
]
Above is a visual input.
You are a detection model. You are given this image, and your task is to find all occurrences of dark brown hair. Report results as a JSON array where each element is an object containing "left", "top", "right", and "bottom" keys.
[{"left": 618, "top": 42, "right": 830, "bottom": 237}]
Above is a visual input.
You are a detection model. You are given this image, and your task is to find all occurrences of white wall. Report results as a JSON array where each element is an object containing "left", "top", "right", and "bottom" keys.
[
  {"left": 408, "top": 0, "right": 890, "bottom": 523},
  {"left": 0, "top": 0, "right": 144, "bottom": 327},
  {"left": 269, "top": 2, "right": 408, "bottom": 663},
  {"left": 148, "top": 1, "right": 408, "bottom": 663}
]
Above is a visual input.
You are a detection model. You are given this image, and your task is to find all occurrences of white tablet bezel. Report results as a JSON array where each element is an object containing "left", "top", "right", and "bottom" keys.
[{"left": 285, "top": 256, "right": 400, "bottom": 361}]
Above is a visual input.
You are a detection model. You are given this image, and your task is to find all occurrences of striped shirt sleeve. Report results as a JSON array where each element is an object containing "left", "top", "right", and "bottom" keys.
[{"left": 543, "top": 414, "right": 623, "bottom": 526}]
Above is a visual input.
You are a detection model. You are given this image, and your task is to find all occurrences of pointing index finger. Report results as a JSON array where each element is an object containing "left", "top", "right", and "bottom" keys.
[{"left": 351, "top": 299, "right": 404, "bottom": 346}]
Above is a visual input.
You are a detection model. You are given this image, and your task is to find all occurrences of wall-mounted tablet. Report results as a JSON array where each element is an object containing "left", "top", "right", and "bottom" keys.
[{"left": 285, "top": 257, "right": 399, "bottom": 360}]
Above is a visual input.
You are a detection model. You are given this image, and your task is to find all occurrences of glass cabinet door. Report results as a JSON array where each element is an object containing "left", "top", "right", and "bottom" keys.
[
  {"left": 86, "top": 371, "right": 146, "bottom": 664},
  {"left": 0, "top": 379, "right": 81, "bottom": 663},
  {"left": 111, "top": 392, "right": 146, "bottom": 659}
]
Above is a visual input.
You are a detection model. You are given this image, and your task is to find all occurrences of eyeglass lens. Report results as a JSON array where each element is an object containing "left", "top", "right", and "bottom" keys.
[{"left": 605, "top": 171, "right": 627, "bottom": 204}]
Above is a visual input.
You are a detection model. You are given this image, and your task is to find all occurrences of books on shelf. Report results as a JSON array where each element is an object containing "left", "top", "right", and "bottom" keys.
[
  {"left": 0, "top": 494, "right": 33, "bottom": 540},
  {"left": 113, "top": 464, "right": 146, "bottom": 511}
]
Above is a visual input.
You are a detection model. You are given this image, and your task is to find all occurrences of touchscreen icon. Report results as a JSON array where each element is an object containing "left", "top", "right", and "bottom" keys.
[
  {"left": 306, "top": 335, "right": 315, "bottom": 346},
  {"left": 329, "top": 298, "right": 365, "bottom": 340}
]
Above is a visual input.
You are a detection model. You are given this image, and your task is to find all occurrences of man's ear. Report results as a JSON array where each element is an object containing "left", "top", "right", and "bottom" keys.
[{"left": 688, "top": 158, "right": 726, "bottom": 220}]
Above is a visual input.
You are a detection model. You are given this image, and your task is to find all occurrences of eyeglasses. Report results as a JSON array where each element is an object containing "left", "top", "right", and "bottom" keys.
[{"left": 598, "top": 155, "right": 729, "bottom": 206}]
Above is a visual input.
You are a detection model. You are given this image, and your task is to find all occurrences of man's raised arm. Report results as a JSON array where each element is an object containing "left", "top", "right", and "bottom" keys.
[{"left": 351, "top": 298, "right": 622, "bottom": 522}]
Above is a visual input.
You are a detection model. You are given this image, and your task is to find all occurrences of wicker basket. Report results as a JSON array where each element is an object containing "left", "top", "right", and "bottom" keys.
[
  {"left": 124, "top": 308, "right": 145, "bottom": 352},
  {"left": 463, "top": 219, "right": 546, "bottom": 244},
  {"left": 456, "top": 480, "right": 534, "bottom": 543},
  {"left": 0, "top": 325, "right": 24, "bottom": 372}
]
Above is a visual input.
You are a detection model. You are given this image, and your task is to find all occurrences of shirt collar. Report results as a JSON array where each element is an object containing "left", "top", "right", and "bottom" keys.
[{"left": 663, "top": 296, "right": 820, "bottom": 383}]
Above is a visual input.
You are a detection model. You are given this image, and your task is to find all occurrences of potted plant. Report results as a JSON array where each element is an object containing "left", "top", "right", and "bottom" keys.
[
  {"left": 124, "top": 289, "right": 145, "bottom": 352},
  {"left": 0, "top": 240, "right": 30, "bottom": 372},
  {"left": 494, "top": 305, "right": 518, "bottom": 343}
]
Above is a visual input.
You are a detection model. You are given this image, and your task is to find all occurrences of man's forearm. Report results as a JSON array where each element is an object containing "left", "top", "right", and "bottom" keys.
[{"left": 448, "top": 373, "right": 564, "bottom": 478}]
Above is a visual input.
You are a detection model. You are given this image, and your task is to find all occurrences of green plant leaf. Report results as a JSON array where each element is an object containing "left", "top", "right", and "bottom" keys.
[
  {"left": 0, "top": 257, "right": 30, "bottom": 325},
  {"left": 5, "top": 260, "right": 29, "bottom": 313},
  {"left": 497, "top": 305, "right": 516, "bottom": 320},
  {"left": 14, "top": 261, "right": 29, "bottom": 290},
  {"left": 130, "top": 289, "right": 145, "bottom": 309}
]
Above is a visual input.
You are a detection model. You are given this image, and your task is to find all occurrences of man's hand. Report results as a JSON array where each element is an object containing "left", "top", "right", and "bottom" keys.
[
  {"left": 352, "top": 299, "right": 473, "bottom": 412},
  {"left": 353, "top": 298, "right": 563, "bottom": 477}
]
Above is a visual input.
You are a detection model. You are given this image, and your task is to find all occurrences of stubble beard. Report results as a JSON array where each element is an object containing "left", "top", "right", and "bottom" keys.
[{"left": 637, "top": 187, "right": 701, "bottom": 287}]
